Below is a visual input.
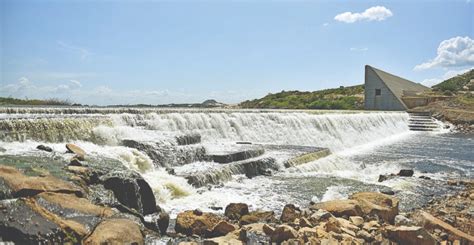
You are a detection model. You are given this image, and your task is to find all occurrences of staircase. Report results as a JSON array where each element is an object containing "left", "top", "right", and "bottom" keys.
[{"left": 407, "top": 112, "right": 440, "bottom": 131}]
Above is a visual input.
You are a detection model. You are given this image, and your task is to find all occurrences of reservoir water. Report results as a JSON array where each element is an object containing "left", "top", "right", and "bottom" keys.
[{"left": 0, "top": 107, "right": 471, "bottom": 217}]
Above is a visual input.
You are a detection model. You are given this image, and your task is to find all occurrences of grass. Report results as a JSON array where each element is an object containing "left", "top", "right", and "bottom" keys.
[{"left": 0, "top": 97, "right": 72, "bottom": 106}]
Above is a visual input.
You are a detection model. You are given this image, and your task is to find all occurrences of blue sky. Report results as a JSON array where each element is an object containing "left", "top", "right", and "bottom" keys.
[{"left": 1, "top": 0, "right": 473, "bottom": 105}]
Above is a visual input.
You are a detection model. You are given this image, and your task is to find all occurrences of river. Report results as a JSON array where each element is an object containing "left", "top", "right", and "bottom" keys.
[{"left": 0, "top": 107, "right": 471, "bottom": 218}]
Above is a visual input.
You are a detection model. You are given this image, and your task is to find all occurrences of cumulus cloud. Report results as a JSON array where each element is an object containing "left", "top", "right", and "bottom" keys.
[
  {"left": 421, "top": 68, "right": 472, "bottom": 86},
  {"left": 335, "top": 6, "right": 393, "bottom": 23},
  {"left": 414, "top": 36, "right": 474, "bottom": 70}
]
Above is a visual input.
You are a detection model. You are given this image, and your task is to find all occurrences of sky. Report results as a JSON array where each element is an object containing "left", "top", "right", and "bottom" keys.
[{"left": 1, "top": 0, "right": 473, "bottom": 105}]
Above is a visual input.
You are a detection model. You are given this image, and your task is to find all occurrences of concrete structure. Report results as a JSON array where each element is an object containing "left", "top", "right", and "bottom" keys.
[{"left": 364, "top": 65, "right": 430, "bottom": 110}]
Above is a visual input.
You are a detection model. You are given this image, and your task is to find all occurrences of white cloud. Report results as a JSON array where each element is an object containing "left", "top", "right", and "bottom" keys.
[
  {"left": 421, "top": 68, "right": 472, "bottom": 86},
  {"left": 57, "top": 41, "right": 93, "bottom": 60},
  {"left": 335, "top": 6, "right": 393, "bottom": 23},
  {"left": 69, "top": 80, "right": 82, "bottom": 89},
  {"left": 414, "top": 36, "right": 474, "bottom": 70},
  {"left": 350, "top": 47, "right": 369, "bottom": 52}
]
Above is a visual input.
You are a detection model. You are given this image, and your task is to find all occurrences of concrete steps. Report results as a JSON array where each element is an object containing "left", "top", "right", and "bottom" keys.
[{"left": 407, "top": 112, "right": 440, "bottom": 132}]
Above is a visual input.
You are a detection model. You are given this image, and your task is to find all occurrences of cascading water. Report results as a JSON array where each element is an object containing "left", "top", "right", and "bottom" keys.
[{"left": 2, "top": 107, "right": 465, "bottom": 216}]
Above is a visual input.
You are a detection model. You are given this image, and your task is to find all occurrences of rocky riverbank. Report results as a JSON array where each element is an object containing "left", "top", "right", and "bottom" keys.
[{"left": 0, "top": 144, "right": 472, "bottom": 244}]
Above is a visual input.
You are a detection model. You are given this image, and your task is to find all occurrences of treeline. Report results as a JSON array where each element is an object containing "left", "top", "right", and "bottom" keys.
[
  {"left": 0, "top": 97, "right": 73, "bottom": 106},
  {"left": 240, "top": 85, "right": 365, "bottom": 110}
]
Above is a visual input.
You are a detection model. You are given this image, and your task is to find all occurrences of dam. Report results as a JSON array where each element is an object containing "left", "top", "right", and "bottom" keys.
[{"left": 0, "top": 107, "right": 470, "bottom": 216}]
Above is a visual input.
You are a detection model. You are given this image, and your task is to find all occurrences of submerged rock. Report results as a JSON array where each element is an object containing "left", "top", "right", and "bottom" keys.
[
  {"left": 36, "top": 145, "right": 53, "bottom": 152},
  {"left": 83, "top": 218, "right": 144, "bottom": 245},
  {"left": 398, "top": 169, "right": 414, "bottom": 177}
]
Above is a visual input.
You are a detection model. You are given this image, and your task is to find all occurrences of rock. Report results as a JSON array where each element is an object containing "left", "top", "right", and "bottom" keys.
[
  {"left": 356, "top": 230, "right": 373, "bottom": 242},
  {"left": 210, "top": 220, "right": 238, "bottom": 237},
  {"left": 37, "top": 145, "right": 53, "bottom": 152},
  {"left": 414, "top": 211, "right": 474, "bottom": 243},
  {"left": 175, "top": 210, "right": 222, "bottom": 236},
  {"left": 299, "top": 217, "right": 313, "bottom": 227},
  {"left": 240, "top": 211, "right": 276, "bottom": 225},
  {"left": 101, "top": 170, "right": 157, "bottom": 215},
  {"left": 349, "top": 216, "right": 364, "bottom": 227},
  {"left": 263, "top": 224, "right": 275, "bottom": 236},
  {"left": 225, "top": 203, "right": 249, "bottom": 220},
  {"left": 310, "top": 209, "right": 333, "bottom": 222},
  {"left": 419, "top": 175, "right": 431, "bottom": 180},
  {"left": 362, "top": 220, "right": 380, "bottom": 231},
  {"left": 397, "top": 169, "right": 414, "bottom": 177},
  {"left": 381, "top": 190, "right": 395, "bottom": 195},
  {"left": 385, "top": 226, "right": 437, "bottom": 245},
  {"left": 66, "top": 143, "right": 86, "bottom": 160},
  {"left": 0, "top": 198, "right": 72, "bottom": 244},
  {"left": 83, "top": 218, "right": 143, "bottom": 245},
  {"left": 325, "top": 217, "right": 341, "bottom": 233},
  {"left": 447, "top": 180, "right": 458, "bottom": 186},
  {"left": 204, "top": 233, "right": 243, "bottom": 245},
  {"left": 69, "top": 157, "right": 83, "bottom": 167},
  {"left": 298, "top": 227, "right": 318, "bottom": 240},
  {"left": 394, "top": 214, "right": 413, "bottom": 226},
  {"left": 310, "top": 200, "right": 363, "bottom": 217},
  {"left": 378, "top": 174, "right": 392, "bottom": 182},
  {"left": 350, "top": 192, "right": 399, "bottom": 224},
  {"left": 280, "top": 204, "right": 301, "bottom": 223},
  {"left": 336, "top": 217, "right": 359, "bottom": 233},
  {"left": 270, "top": 225, "right": 298, "bottom": 243},
  {"left": 193, "top": 209, "right": 203, "bottom": 216},
  {"left": 0, "top": 165, "right": 83, "bottom": 198}
]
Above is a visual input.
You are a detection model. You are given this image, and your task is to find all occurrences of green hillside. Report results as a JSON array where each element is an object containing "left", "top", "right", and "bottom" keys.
[
  {"left": 432, "top": 69, "right": 474, "bottom": 92},
  {"left": 240, "top": 85, "right": 364, "bottom": 110}
]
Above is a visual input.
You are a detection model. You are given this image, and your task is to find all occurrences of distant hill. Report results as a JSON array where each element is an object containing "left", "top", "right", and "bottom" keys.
[
  {"left": 240, "top": 85, "right": 364, "bottom": 110},
  {"left": 0, "top": 97, "right": 73, "bottom": 106},
  {"left": 432, "top": 69, "right": 474, "bottom": 92}
]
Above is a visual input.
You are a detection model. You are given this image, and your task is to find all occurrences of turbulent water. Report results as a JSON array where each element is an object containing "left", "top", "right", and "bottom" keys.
[{"left": 0, "top": 107, "right": 470, "bottom": 217}]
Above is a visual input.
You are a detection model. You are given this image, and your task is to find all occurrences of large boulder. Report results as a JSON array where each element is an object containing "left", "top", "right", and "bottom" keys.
[
  {"left": 175, "top": 210, "right": 223, "bottom": 236},
  {"left": 310, "top": 199, "right": 363, "bottom": 217},
  {"left": 0, "top": 165, "right": 83, "bottom": 198},
  {"left": 101, "top": 170, "right": 157, "bottom": 215},
  {"left": 225, "top": 203, "right": 249, "bottom": 220},
  {"left": 350, "top": 192, "right": 399, "bottom": 224},
  {"left": 413, "top": 211, "right": 474, "bottom": 243},
  {"left": 385, "top": 226, "right": 436, "bottom": 245},
  {"left": 83, "top": 218, "right": 144, "bottom": 245},
  {"left": 210, "top": 220, "right": 238, "bottom": 237}
]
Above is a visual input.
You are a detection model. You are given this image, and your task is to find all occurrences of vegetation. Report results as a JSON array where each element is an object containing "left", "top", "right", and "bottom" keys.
[
  {"left": 432, "top": 69, "right": 474, "bottom": 92},
  {"left": 240, "top": 85, "right": 364, "bottom": 110},
  {"left": 0, "top": 97, "right": 72, "bottom": 106}
]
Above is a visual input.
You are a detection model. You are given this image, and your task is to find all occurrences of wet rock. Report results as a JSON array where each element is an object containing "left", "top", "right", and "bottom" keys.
[
  {"left": 270, "top": 225, "right": 298, "bottom": 243},
  {"left": 240, "top": 211, "right": 276, "bottom": 225},
  {"left": 66, "top": 143, "right": 86, "bottom": 161},
  {"left": 419, "top": 175, "right": 431, "bottom": 180},
  {"left": 350, "top": 192, "right": 399, "bottom": 224},
  {"left": 101, "top": 170, "right": 157, "bottom": 215},
  {"left": 37, "top": 145, "right": 53, "bottom": 152},
  {"left": 210, "top": 220, "right": 238, "bottom": 237},
  {"left": 381, "top": 190, "right": 395, "bottom": 195},
  {"left": 225, "top": 203, "right": 249, "bottom": 220},
  {"left": 310, "top": 200, "right": 363, "bottom": 217},
  {"left": 209, "top": 147, "right": 265, "bottom": 164},
  {"left": 166, "top": 167, "right": 176, "bottom": 175},
  {"left": 83, "top": 218, "right": 144, "bottom": 245},
  {"left": 280, "top": 204, "right": 301, "bottom": 223},
  {"left": 193, "top": 209, "right": 203, "bottom": 216},
  {"left": 175, "top": 210, "right": 222, "bottom": 236},
  {"left": 0, "top": 165, "right": 83, "bottom": 198},
  {"left": 0, "top": 198, "right": 69, "bottom": 244},
  {"left": 378, "top": 174, "right": 394, "bottom": 182},
  {"left": 385, "top": 225, "right": 436, "bottom": 245},
  {"left": 398, "top": 169, "right": 414, "bottom": 177}
]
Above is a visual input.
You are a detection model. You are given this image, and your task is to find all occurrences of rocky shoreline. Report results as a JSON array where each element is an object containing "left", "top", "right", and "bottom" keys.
[{"left": 0, "top": 144, "right": 473, "bottom": 244}]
